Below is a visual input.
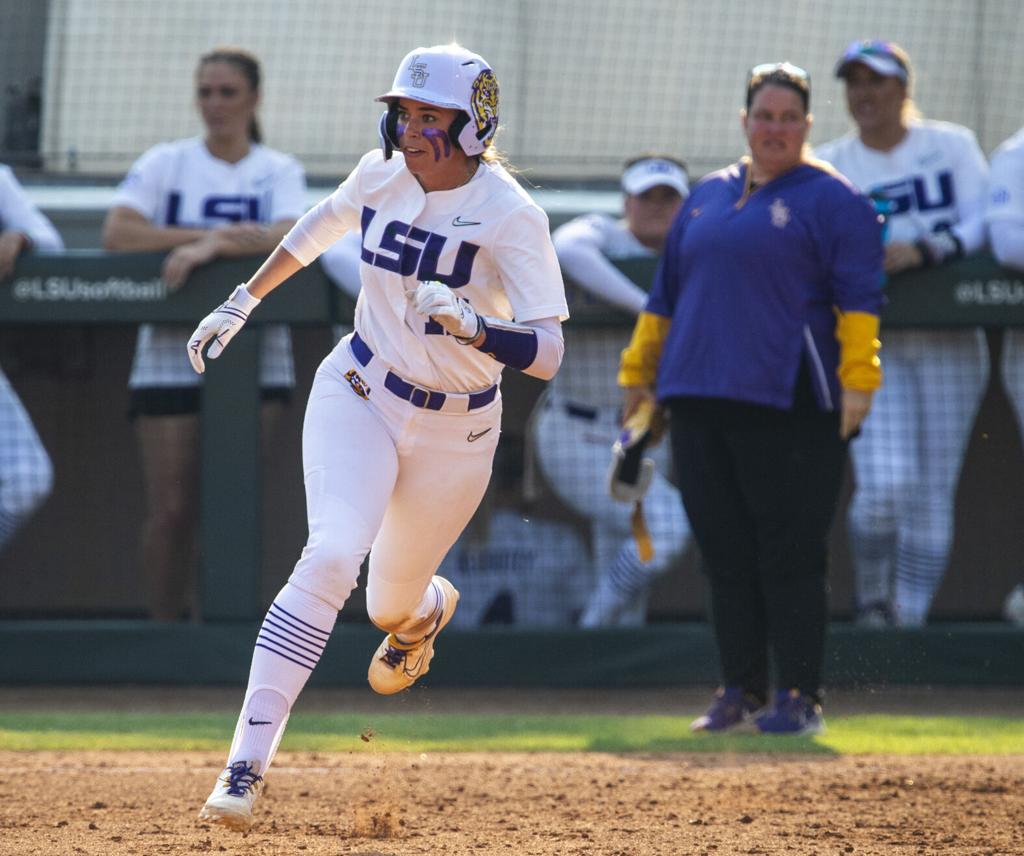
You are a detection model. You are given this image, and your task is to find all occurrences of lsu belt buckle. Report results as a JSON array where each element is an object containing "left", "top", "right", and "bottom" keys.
[{"left": 344, "top": 369, "right": 371, "bottom": 400}]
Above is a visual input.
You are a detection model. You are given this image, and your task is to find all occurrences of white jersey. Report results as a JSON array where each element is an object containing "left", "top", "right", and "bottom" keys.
[
  {"left": 113, "top": 137, "right": 308, "bottom": 389},
  {"left": 988, "top": 126, "right": 1024, "bottom": 228},
  {"left": 283, "top": 149, "right": 568, "bottom": 394},
  {"left": 815, "top": 119, "right": 988, "bottom": 252},
  {"left": 0, "top": 165, "right": 63, "bottom": 251},
  {"left": 550, "top": 213, "right": 652, "bottom": 409}
]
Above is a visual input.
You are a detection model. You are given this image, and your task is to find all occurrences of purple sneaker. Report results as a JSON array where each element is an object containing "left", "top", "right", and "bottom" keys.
[
  {"left": 690, "top": 687, "right": 762, "bottom": 733},
  {"left": 755, "top": 689, "right": 825, "bottom": 736}
]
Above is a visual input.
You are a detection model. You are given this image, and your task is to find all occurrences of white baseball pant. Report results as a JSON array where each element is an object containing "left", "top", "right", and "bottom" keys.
[
  {"left": 0, "top": 368, "right": 53, "bottom": 550},
  {"left": 847, "top": 328, "right": 988, "bottom": 625}
]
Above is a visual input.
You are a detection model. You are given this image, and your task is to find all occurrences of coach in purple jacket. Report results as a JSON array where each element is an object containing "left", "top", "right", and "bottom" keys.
[{"left": 619, "top": 63, "right": 884, "bottom": 735}]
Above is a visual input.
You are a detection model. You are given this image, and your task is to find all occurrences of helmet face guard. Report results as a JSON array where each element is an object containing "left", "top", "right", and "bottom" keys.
[{"left": 376, "top": 44, "right": 499, "bottom": 159}]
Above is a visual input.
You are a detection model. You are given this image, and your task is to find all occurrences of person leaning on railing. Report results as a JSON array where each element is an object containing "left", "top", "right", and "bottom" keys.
[
  {"left": 101, "top": 47, "right": 307, "bottom": 622},
  {"left": 815, "top": 40, "right": 990, "bottom": 629}
]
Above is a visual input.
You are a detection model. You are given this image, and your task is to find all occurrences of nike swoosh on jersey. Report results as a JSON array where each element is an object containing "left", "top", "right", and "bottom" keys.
[
  {"left": 248, "top": 718, "right": 272, "bottom": 726},
  {"left": 452, "top": 216, "right": 482, "bottom": 227},
  {"left": 467, "top": 427, "right": 493, "bottom": 442}
]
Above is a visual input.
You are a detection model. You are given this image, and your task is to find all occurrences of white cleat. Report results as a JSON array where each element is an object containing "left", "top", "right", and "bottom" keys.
[
  {"left": 368, "top": 576, "right": 460, "bottom": 695},
  {"left": 198, "top": 760, "right": 264, "bottom": 831}
]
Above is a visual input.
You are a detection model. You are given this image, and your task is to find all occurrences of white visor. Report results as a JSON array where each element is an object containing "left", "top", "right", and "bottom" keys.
[{"left": 621, "top": 159, "right": 689, "bottom": 198}]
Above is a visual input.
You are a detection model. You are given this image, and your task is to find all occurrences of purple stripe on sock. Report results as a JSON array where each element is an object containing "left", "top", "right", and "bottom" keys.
[
  {"left": 259, "top": 623, "right": 326, "bottom": 660},
  {"left": 254, "top": 641, "right": 318, "bottom": 670},
  {"left": 269, "top": 603, "right": 332, "bottom": 640}
]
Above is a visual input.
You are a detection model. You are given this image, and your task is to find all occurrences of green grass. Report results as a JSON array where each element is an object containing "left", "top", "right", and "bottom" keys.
[{"left": 0, "top": 711, "right": 1021, "bottom": 754}]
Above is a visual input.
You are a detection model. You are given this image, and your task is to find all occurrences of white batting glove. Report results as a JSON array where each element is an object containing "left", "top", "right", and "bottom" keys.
[
  {"left": 186, "top": 283, "right": 261, "bottom": 374},
  {"left": 411, "top": 280, "right": 482, "bottom": 342}
]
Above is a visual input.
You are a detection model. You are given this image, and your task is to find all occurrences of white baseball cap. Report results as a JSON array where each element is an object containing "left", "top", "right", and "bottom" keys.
[
  {"left": 621, "top": 158, "right": 689, "bottom": 198},
  {"left": 835, "top": 40, "right": 910, "bottom": 82}
]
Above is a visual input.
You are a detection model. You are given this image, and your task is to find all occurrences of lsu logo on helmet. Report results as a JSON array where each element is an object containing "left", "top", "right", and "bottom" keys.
[{"left": 407, "top": 58, "right": 429, "bottom": 88}]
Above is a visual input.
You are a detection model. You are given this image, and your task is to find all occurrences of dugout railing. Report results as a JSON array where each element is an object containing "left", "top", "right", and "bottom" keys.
[{"left": 0, "top": 251, "right": 1022, "bottom": 686}]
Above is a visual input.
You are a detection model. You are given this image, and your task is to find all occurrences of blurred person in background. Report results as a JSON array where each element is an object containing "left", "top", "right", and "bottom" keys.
[
  {"left": 440, "top": 439, "right": 591, "bottom": 627},
  {"left": 530, "top": 155, "right": 693, "bottom": 627},
  {"left": 985, "top": 123, "right": 1024, "bottom": 627},
  {"left": 816, "top": 40, "right": 990, "bottom": 628},
  {"left": 102, "top": 47, "right": 307, "bottom": 621},
  {"left": 0, "top": 164, "right": 61, "bottom": 551},
  {"left": 620, "top": 62, "right": 883, "bottom": 734}
]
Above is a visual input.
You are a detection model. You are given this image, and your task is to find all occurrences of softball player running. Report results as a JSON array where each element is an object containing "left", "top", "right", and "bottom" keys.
[
  {"left": 0, "top": 164, "right": 61, "bottom": 550},
  {"left": 532, "top": 156, "right": 692, "bottom": 626},
  {"left": 986, "top": 124, "right": 1024, "bottom": 624},
  {"left": 189, "top": 44, "right": 567, "bottom": 830},
  {"left": 103, "top": 48, "right": 307, "bottom": 621},
  {"left": 816, "top": 41, "right": 990, "bottom": 627}
]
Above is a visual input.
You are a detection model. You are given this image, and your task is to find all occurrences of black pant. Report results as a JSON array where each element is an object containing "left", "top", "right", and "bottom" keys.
[{"left": 666, "top": 383, "right": 847, "bottom": 702}]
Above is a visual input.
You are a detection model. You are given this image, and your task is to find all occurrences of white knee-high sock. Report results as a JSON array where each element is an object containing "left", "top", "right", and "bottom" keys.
[{"left": 226, "top": 582, "right": 338, "bottom": 773}]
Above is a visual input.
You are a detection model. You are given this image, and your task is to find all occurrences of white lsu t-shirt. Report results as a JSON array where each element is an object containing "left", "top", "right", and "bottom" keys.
[
  {"left": 283, "top": 149, "right": 568, "bottom": 393},
  {"left": 815, "top": 119, "right": 989, "bottom": 253},
  {"left": 988, "top": 127, "right": 1024, "bottom": 223},
  {"left": 113, "top": 137, "right": 308, "bottom": 389},
  {"left": 550, "top": 213, "right": 654, "bottom": 409},
  {"left": 987, "top": 126, "right": 1024, "bottom": 268}
]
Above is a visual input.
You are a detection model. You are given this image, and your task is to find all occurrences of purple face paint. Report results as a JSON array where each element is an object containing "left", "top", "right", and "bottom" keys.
[{"left": 422, "top": 127, "right": 452, "bottom": 161}]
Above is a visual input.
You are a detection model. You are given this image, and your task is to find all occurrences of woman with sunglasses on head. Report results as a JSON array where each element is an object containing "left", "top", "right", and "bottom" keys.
[
  {"left": 187, "top": 44, "right": 567, "bottom": 829},
  {"left": 620, "top": 63, "right": 883, "bottom": 734},
  {"left": 816, "top": 41, "right": 990, "bottom": 628}
]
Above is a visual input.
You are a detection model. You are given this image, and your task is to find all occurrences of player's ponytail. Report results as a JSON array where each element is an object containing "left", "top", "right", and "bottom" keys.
[{"left": 198, "top": 47, "right": 263, "bottom": 143}]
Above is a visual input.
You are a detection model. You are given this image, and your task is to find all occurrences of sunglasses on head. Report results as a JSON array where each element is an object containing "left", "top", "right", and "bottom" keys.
[{"left": 747, "top": 62, "right": 810, "bottom": 90}]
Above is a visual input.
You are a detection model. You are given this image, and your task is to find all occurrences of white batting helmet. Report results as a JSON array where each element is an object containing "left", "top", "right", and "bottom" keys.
[{"left": 376, "top": 44, "right": 499, "bottom": 159}]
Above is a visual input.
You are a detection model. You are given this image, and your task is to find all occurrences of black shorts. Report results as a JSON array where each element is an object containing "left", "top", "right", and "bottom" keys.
[{"left": 129, "top": 386, "right": 292, "bottom": 418}]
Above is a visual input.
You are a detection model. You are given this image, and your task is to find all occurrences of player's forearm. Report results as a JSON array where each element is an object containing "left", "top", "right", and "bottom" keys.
[
  {"left": 207, "top": 220, "right": 297, "bottom": 259},
  {"left": 464, "top": 316, "right": 564, "bottom": 380},
  {"left": 555, "top": 240, "right": 648, "bottom": 315},
  {"left": 102, "top": 215, "right": 209, "bottom": 252},
  {"left": 244, "top": 244, "right": 304, "bottom": 300}
]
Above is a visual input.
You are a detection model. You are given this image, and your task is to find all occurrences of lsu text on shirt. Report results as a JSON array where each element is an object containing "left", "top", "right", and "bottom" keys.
[
  {"left": 113, "top": 137, "right": 307, "bottom": 389},
  {"left": 283, "top": 149, "right": 568, "bottom": 394},
  {"left": 815, "top": 119, "right": 988, "bottom": 253}
]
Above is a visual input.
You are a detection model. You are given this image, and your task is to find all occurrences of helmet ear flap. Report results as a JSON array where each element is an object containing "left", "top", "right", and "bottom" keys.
[
  {"left": 378, "top": 103, "right": 402, "bottom": 160},
  {"left": 448, "top": 111, "right": 494, "bottom": 157}
]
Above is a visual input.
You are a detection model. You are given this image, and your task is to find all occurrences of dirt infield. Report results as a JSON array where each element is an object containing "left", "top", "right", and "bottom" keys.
[
  {"left": 0, "top": 688, "right": 1022, "bottom": 855},
  {"left": 1, "top": 750, "right": 1022, "bottom": 855}
]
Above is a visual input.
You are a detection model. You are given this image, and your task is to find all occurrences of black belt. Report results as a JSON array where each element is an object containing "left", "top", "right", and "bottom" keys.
[{"left": 351, "top": 332, "right": 498, "bottom": 412}]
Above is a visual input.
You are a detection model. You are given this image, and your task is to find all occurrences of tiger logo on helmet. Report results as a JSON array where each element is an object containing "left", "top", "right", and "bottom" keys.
[{"left": 470, "top": 69, "right": 499, "bottom": 138}]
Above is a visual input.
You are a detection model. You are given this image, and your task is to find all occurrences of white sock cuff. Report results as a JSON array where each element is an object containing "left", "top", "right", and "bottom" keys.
[{"left": 275, "top": 581, "right": 339, "bottom": 631}]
